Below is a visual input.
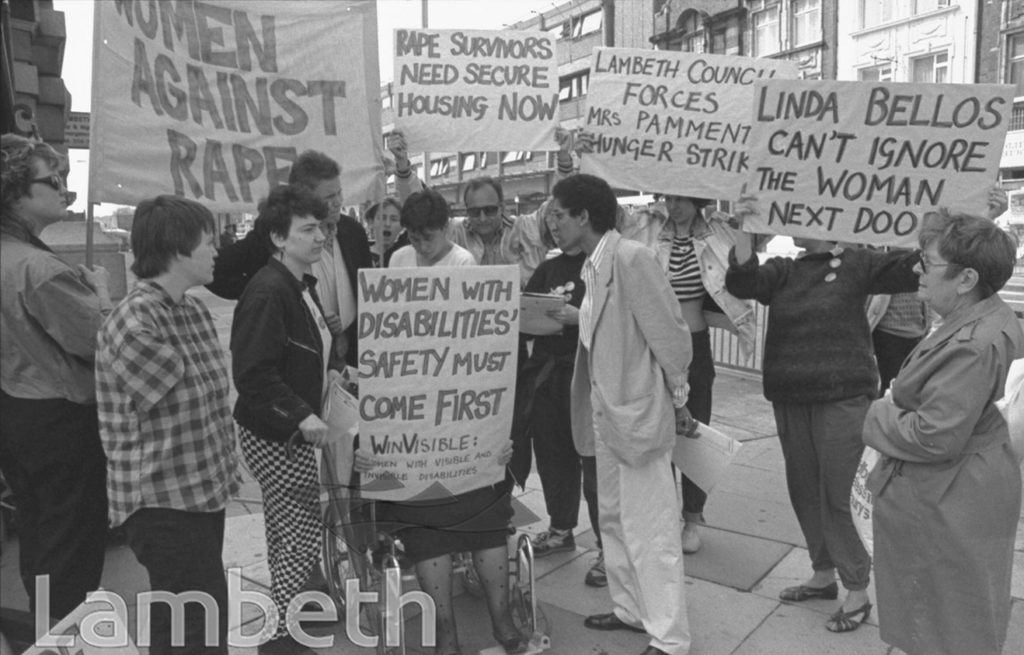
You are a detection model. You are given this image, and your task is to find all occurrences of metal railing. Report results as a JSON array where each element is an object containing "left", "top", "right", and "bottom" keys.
[{"left": 710, "top": 303, "right": 769, "bottom": 378}]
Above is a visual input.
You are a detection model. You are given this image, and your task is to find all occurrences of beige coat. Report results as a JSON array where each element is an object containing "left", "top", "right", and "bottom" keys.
[
  {"left": 571, "top": 232, "right": 692, "bottom": 467},
  {"left": 863, "top": 294, "right": 1024, "bottom": 655}
]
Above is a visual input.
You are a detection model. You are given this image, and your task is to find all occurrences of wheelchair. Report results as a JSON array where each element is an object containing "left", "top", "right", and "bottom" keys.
[{"left": 317, "top": 444, "right": 549, "bottom": 654}]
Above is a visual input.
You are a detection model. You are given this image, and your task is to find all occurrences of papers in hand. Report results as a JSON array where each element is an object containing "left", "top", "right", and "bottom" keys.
[
  {"left": 671, "top": 421, "right": 742, "bottom": 494},
  {"left": 521, "top": 292, "right": 566, "bottom": 336}
]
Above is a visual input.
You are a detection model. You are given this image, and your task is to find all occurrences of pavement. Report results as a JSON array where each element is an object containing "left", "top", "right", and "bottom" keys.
[{"left": 3, "top": 287, "right": 1023, "bottom": 655}]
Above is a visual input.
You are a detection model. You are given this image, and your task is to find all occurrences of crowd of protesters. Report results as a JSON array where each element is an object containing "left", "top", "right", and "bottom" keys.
[{"left": 1, "top": 119, "right": 1021, "bottom": 655}]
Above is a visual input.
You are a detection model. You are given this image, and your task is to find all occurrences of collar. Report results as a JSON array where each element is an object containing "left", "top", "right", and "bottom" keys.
[
  {"left": 266, "top": 257, "right": 318, "bottom": 295},
  {"left": 586, "top": 231, "right": 613, "bottom": 270},
  {"left": 924, "top": 294, "right": 1010, "bottom": 347},
  {"left": 135, "top": 279, "right": 182, "bottom": 306}
]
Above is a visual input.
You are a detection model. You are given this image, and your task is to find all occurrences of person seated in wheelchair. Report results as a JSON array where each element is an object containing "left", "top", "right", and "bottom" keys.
[{"left": 354, "top": 189, "right": 526, "bottom": 655}]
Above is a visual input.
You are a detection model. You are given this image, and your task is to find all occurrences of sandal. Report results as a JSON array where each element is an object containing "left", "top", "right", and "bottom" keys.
[
  {"left": 778, "top": 582, "right": 838, "bottom": 602},
  {"left": 825, "top": 602, "right": 872, "bottom": 633}
]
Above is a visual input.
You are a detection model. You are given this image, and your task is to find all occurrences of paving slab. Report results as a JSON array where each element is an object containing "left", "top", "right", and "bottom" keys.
[
  {"left": 682, "top": 527, "right": 792, "bottom": 592},
  {"left": 685, "top": 578, "right": 778, "bottom": 655},
  {"left": 731, "top": 603, "right": 888, "bottom": 655},
  {"left": 703, "top": 488, "right": 803, "bottom": 547},
  {"left": 223, "top": 513, "right": 268, "bottom": 571}
]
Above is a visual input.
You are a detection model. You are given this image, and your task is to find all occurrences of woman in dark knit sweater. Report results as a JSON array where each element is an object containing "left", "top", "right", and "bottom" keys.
[{"left": 725, "top": 208, "right": 918, "bottom": 634}]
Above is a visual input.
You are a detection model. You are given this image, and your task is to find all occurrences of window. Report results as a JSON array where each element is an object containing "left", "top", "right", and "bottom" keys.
[
  {"left": 559, "top": 71, "right": 589, "bottom": 102},
  {"left": 711, "top": 29, "right": 727, "bottom": 54},
  {"left": 752, "top": 4, "right": 780, "bottom": 56},
  {"left": 911, "top": 51, "right": 948, "bottom": 83},
  {"left": 547, "top": 22, "right": 568, "bottom": 40},
  {"left": 685, "top": 31, "right": 705, "bottom": 53},
  {"left": 791, "top": 0, "right": 820, "bottom": 47},
  {"left": 430, "top": 158, "right": 451, "bottom": 177},
  {"left": 580, "top": 11, "right": 603, "bottom": 36},
  {"left": 461, "top": 153, "right": 477, "bottom": 173},
  {"left": 1008, "top": 33, "right": 1024, "bottom": 97},
  {"left": 502, "top": 151, "right": 532, "bottom": 164},
  {"left": 861, "top": 0, "right": 950, "bottom": 28},
  {"left": 859, "top": 64, "right": 893, "bottom": 82}
]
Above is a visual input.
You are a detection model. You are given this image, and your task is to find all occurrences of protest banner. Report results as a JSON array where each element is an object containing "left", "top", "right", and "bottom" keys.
[
  {"left": 579, "top": 47, "right": 797, "bottom": 198},
  {"left": 744, "top": 80, "right": 1013, "bottom": 247},
  {"left": 90, "top": 1, "right": 384, "bottom": 211},
  {"left": 392, "top": 29, "right": 559, "bottom": 153},
  {"left": 356, "top": 266, "right": 520, "bottom": 501}
]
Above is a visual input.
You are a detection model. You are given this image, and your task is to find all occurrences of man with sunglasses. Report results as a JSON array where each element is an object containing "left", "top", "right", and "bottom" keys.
[{"left": 390, "top": 130, "right": 581, "bottom": 284}]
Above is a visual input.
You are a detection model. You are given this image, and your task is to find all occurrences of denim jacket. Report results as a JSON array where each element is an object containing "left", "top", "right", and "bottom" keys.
[{"left": 621, "top": 208, "right": 757, "bottom": 362}]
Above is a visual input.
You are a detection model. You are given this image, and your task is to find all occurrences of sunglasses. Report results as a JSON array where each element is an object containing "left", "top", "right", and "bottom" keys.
[
  {"left": 466, "top": 205, "right": 500, "bottom": 219},
  {"left": 31, "top": 174, "right": 67, "bottom": 192}
]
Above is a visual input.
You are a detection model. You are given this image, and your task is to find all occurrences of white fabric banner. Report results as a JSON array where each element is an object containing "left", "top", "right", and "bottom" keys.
[
  {"left": 392, "top": 29, "right": 559, "bottom": 153},
  {"left": 744, "top": 80, "right": 1012, "bottom": 247},
  {"left": 356, "top": 266, "right": 520, "bottom": 501},
  {"left": 90, "top": 0, "right": 384, "bottom": 210},
  {"left": 580, "top": 47, "right": 798, "bottom": 198}
]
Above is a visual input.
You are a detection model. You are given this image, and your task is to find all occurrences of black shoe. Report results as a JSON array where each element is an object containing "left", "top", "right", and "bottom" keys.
[{"left": 583, "top": 612, "right": 645, "bottom": 633}]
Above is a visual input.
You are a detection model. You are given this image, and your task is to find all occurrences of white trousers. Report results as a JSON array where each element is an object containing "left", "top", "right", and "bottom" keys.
[{"left": 595, "top": 436, "right": 691, "bottom": 655}]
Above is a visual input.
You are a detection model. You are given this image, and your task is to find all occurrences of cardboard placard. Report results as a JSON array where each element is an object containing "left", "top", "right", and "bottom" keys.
[
  {"left": 392, "top": 29, "right": 559, "bottom": 153},
  {"left": 744, "top": 80, "right": 1012, "bottom": 247},
  {"left": 356, "top": 266, "right": 520, "bottom": 501},
  {"left": 580, "top": 47, "right": 798, "bottom": 198}
]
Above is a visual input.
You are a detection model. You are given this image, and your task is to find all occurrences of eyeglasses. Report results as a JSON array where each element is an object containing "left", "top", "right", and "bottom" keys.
[
  {"left": 918, "top": 256, "right": 950, "bottom": 273},
  {"left": 466, "top": 205, "right": 500, "bottom": 219},
  {"left": 30, "top": 174, "right": 66, "bottom": 192}
]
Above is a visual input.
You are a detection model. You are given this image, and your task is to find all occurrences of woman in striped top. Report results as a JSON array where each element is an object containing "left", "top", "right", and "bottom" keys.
[{"left": 621, "top": 195, "right": 759, "bottom": 554}]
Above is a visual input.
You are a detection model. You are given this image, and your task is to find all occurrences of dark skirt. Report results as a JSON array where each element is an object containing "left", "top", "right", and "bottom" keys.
[{"left": 377, "top": 483, "right": 513, "bottom": 562}]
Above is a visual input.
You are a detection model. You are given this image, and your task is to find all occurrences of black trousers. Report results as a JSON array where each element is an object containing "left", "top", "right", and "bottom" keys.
[
  {"left": 872, "top": 328, "right": 922, "bottom": 393},
  {"left": 679, "top": 330, "right": 714, "bottom": 515},
  {"left": 124, "top": 508, "right": 229, "bottom": 655},
  {"left": 0, "top": 393, "right": 107, "bottom": 620},
  {"left": 523, "top": 360, "right": 600, "bottom": 545}
]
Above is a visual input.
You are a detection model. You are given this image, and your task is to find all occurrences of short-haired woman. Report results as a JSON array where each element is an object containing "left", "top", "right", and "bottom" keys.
[
  {"left": 231, "top": 185, "right": 335, "bottom": 655},
  {"left": 388, "top": 189, "right": 476, "bottom": 267},
  {"left": 725, "top": 198, "right": 920, "bottom": 633},
  {"left": 0, "top": 134, "right": 109, "bottom": 619},
  {"left": 863, "top": 211, "right": 1023, "bottom": 655}
]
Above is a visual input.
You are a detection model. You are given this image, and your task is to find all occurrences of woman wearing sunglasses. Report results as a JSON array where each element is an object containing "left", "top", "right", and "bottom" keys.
[{"left": 0, "top": 134, "right": 110, "bottom": 619}]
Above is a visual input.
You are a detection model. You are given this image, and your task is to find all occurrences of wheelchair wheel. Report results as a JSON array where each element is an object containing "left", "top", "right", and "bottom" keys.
[
  {"left": 321, "top": 499, "right": 360, "bottom": 612},
  {"left": 508, "top": 534, "right": 536, "bottom": 635}
]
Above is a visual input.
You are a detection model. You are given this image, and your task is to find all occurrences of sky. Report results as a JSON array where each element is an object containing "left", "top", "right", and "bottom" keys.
[{"left": 53, "top": 0, "right": 559, "bottom": 213}]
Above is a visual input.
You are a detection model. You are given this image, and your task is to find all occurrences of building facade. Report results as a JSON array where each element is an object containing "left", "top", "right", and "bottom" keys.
[
  {"left": 1, "top": 0, "right": 71, "bottom": 146},
  {"left": 983, "top": 0, "right": 1024, "bottom": 223},
  {"left": 650, "top": 0, "right": 837, "bottom": 79}
]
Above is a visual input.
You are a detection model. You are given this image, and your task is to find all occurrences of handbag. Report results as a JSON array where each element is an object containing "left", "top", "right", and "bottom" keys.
[{"left": 995, "top": 357, "right": 1024, "bottom": 464}]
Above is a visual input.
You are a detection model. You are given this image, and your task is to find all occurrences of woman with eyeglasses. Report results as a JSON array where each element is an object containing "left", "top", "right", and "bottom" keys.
[
  {"left": 862, "top": 211, "right": 1022, "bottom": 655},
  {"left": 0, "top": 133, "right": 110, "bottom": 619},
  {"left": 724, "top": 195, "right": 923, "bottom": 634}
]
